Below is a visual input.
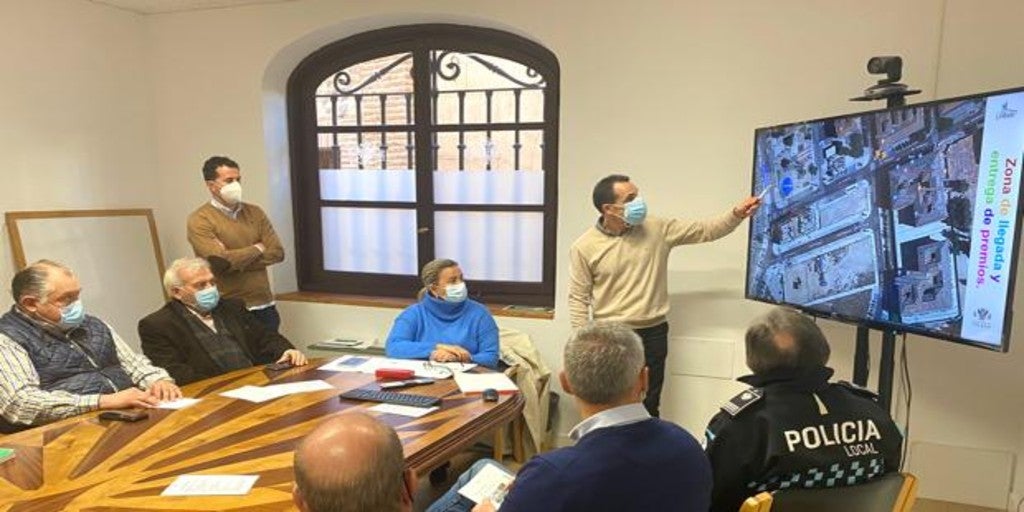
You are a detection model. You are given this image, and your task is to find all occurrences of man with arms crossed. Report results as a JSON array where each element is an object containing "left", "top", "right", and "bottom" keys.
[{"left": 188, "top": 155, "right": 285, "bottom": 330}]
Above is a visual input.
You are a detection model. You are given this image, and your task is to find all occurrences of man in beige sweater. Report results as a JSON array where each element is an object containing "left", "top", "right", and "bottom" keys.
[
  {"left": 187, "top": 156, "right": 285, "bottom": 331},
  {"left": 568, "top": 174, "right": 760, "bottom": 416}
]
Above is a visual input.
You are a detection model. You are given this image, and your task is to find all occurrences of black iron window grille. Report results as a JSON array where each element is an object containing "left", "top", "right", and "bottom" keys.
[{"left": 288, "top": 24, "right": 560, "bottom": 307}]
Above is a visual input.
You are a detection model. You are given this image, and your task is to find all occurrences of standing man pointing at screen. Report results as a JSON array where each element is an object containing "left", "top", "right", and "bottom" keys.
[{"left": 568, "top": 174, "right": 760, "bottom": 416}]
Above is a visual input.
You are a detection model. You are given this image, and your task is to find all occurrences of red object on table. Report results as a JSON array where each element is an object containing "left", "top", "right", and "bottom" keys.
[{"left": 375, "top": 368, "right": 415, "bottom": 380}]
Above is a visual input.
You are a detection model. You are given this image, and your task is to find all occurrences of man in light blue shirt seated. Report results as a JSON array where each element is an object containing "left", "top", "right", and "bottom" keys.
[
  {"left": 385, "top": 259, "right": 499, "bottom": 368},
  {"left": 428, "top": 321, "right": 712, "bottom": 512}
]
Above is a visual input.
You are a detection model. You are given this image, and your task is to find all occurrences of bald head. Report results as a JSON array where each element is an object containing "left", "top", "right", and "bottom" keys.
[
  {"left": 293, "top": 412, "right": 410, "bottom": 512},
  {"left": 745, "top": 307, "right": 831, "bottom": 374}
]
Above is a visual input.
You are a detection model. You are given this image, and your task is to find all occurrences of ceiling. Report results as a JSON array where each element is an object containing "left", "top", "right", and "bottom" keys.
[{"left": 87, "top": 0, "right": 296, "bottom": 15}]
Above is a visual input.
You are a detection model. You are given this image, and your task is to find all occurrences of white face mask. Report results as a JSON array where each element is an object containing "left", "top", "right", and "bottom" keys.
[
  {"left": 443, "top": 282, "right": 468, "bottom": 303},
  {"left": 219, "top": 181, "right": 243, "bottom": 205}
]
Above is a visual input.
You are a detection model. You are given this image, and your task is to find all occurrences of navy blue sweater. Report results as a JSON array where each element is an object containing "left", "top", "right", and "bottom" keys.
[{"left": 501, "top": 418, "right": 712, "bottom": 511}]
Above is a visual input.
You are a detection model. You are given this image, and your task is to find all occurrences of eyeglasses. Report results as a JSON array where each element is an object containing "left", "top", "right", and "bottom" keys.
[{"left": 422, "top": 361, "right": 455, "bottom": 379}]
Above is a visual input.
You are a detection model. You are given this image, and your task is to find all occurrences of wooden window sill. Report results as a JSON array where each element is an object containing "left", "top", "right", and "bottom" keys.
[{"left": 276, "top": 291, "right": 555, "bottom": 320}]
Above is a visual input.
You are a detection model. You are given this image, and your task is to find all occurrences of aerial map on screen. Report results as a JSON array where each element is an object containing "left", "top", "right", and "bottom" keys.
[{"left": 747, "top": 90, "right": 1024, "bottom": 350}]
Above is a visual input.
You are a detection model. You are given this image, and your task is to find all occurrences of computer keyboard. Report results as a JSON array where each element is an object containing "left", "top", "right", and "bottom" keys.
[{"left": 340, "top": 387, "right": 442, "bottom": 408}]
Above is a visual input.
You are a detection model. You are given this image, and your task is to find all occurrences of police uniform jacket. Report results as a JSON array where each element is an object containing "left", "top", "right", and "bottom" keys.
[{"left": 704, "top": 366, "right": 902, "bottom": 512}]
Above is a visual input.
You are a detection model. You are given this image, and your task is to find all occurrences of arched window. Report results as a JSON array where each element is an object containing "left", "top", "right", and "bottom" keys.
[{"left": 288, "top": 24, "right": 559, "bottom": 307}]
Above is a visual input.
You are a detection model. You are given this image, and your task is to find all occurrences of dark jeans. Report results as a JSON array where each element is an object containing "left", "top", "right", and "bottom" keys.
[
  {"left": 634, "top": 322, "right": 669, "bottom": 417},
  {"left": 249, "top": 305, "right": 281, "bottom": 332}
]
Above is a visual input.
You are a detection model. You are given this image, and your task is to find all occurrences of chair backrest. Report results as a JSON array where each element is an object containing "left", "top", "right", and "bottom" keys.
[{"left": 738, "top": 472, "right": 918, "bottom": 512}]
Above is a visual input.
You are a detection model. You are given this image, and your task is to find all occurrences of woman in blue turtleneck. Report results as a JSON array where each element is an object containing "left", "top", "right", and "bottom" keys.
[{"left": 385, "top": 259, "right": 499, "bottom": 368}]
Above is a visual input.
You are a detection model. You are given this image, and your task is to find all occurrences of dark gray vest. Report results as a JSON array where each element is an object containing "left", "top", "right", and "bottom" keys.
[{"left": 0, "top": 307, "right": 133, "bottom": 395}]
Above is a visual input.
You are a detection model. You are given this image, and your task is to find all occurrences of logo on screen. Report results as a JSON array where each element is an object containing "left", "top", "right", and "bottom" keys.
[
  {"left": 971, "top": 307, "right": 992, "bottom": 329},
  {"left": 997, "top": 102, "right": 1018, "bottom": 120}
]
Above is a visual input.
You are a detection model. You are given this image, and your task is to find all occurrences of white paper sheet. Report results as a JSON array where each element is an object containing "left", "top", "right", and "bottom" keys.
[
  {"left": 453, "top": 372, "right": 519, "bottom": 394},
  {"left": 161, "top": 474, "right": 260, "bottom": 496},
  {"left": 156, "top": 398, "right": 201, "bottom": 410},
  {"left": 263, "top": 380, "right": 335, "bottom": 395},
  {"left": 318, "top": 356, "right": 475, "bottom": 379},
  {"left": 457, "top": 462, "right": 515, "bottom": 507},
  {"left": 369, "top": 403, "right": 439, "bottom": 418},
  {"left": 220, "top": 380, "right": 335, "bottom": 403}
]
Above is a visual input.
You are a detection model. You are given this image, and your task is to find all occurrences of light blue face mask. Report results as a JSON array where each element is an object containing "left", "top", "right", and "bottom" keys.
[
  {"left": 59, "top": 299, "right": 86, "bottom": 330},
  {"left": 194, "top": 286, "right": 221, "bottom": 312},
  {"left": 444, "top": 282, "right": 468, "bottom": 303},
  {"left": 623, "top": 197, "right": 648, "bottom": 226}
]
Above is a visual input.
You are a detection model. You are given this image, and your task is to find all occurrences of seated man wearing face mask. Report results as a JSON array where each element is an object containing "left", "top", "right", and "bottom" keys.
[
  {"left": 0, "top": 260, "right": 181, "bottom": 432},
  {"left": 385, "top": 259, "right": 499, "bottom": 368},
  {"left": 138, "top": 257, "right": 307, "bottom": 386},
  {"left": 187, "top": 155, "right": 285, "bottom": 331}
]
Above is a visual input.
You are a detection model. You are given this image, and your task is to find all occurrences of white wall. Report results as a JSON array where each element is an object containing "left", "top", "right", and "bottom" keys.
[
  {"left": 4, "top": 0, "right": 1024, "bottom": 506},
  {"left": 0, "top": 0, "right": 154, "bottom": 334},
  {"left": 139, "top": 0, "right": 1024, "bottom": 506},
  {"left": 143, "top": 0, "right": 949, "bottom": 425}
]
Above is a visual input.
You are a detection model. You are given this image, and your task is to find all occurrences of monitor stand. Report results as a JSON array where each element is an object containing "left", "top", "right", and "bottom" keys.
[
  {"left": 849, "top": 56, "right": 918, "bottom": 412},
  {"left": 853, "top": 326, "right": 897, "bottom": 411}
]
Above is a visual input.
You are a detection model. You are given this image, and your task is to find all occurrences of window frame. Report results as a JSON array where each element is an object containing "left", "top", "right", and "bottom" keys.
[{"left": 287, "top": 24, "right": 560, "bottom": 307}]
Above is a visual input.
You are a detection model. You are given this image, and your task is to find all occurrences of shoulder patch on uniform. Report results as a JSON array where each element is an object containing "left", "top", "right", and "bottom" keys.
[
  {"left": 836, "top": 380, "right": 879, "bottom": 400},
  {"left": 720, "top": 387, "right": 763, "bottom": 417}
]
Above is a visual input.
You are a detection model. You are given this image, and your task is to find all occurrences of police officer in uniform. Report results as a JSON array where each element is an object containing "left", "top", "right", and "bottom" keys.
[{"left": 704, "top": 307, "right": 902, "bottom": 512}]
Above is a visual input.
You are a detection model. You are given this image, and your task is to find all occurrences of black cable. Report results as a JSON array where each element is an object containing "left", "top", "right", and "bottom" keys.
[{"left": 898, "top": 332, "right": 912, "bottom": 472}]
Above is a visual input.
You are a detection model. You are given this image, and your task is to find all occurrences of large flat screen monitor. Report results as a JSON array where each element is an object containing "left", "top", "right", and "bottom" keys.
[{"left": 747, "top": 87, "right": 1024, "bottom": 351}]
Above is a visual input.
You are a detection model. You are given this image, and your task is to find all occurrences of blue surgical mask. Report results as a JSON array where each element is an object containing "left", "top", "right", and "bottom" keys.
[
  {"left": 59, "top": 300, "right": 85, "bottom": 330},
  {"left": 194, "top": 286, "right": 221, "bottom": 312},
  {"left": 444, "top": 282, "right": 468, "bottom": 303},
  {"left": 623, "top": 197, "right": 647, "bottom": 226}
]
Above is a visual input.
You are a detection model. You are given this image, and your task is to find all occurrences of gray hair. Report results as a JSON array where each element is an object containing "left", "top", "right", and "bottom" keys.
[
  {"left": 11, "top": 260, "right": 72, "bottom": 304},
  {"left": 745, "top": 307, "right": 831, "bottom": 374},
  {"left": 163, "top": 257, "right": 211, "bottom": 295},
  {"left": 417, "top": 258, "right": 458, "bottom": 299},
  {"left": 294, "top": 412, "right": 406, "bottom": 512},
  {"left": 564, "top": 321, "right": 645, "bottom": 405}
]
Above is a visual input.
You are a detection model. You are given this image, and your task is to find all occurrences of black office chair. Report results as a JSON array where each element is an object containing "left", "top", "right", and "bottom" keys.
[{"left": 739, "top": 472, "right": 918, "bottom": 512}]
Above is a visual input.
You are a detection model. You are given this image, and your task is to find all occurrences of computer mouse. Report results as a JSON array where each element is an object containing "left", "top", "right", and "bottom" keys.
[{"left": 482, "top": 388, "right": 499, "bottom": 402}]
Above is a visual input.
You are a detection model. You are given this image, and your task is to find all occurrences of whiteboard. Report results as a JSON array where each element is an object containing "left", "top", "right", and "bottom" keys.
[{"left": 5, "top": 210, "right": 167, "bottom": 351}]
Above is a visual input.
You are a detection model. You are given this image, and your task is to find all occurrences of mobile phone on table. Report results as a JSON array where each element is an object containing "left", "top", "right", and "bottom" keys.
[
  {"left": 266, "top": 361, "right": 293, "bottom": 371},
  {"left": 98, "top": 410, "right": 149, "bottom": 422}
]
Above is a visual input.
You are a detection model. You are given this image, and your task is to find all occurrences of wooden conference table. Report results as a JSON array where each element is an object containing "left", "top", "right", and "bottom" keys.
[{"left": 0, "top": 360, "right": 523, "bottom": 511}]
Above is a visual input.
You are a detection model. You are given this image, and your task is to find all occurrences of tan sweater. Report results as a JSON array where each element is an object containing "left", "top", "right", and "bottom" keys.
[
  {"left": 186, "top": 202, "right": 285, "bottom": 307},
  {"left": 568, "top": 210, "right": 744, "bottom": 329}
]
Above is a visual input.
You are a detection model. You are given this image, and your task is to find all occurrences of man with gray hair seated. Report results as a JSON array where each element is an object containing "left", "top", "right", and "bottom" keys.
[
  {"left": 428, "top": 321, "right": 712, "bottom": 512},
  {"left": 292, "top": 411, "right": 415, "bottom": 512},
  {"left": 704, "top": 307, "right": 903, "bottom": 512},
  {"left": 0, "top": 260, "right": 180, "bottom": 431},
  {"left": 138, "top": 257, "right": 307, "bottom": 385}
]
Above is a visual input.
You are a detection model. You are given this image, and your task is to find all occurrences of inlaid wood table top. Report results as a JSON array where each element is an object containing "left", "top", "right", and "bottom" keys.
[{"left": 0, "top": 360, "right": 523, "bottom": 511}]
